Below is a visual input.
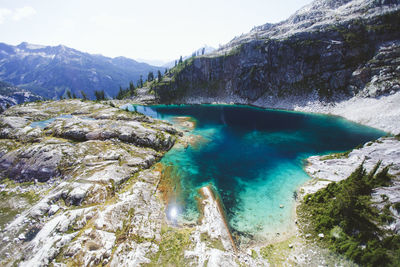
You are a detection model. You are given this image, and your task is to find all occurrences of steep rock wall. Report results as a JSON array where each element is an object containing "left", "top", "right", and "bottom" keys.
[{"left": 155, "top": 4, "right": 400, "bottom": 105}]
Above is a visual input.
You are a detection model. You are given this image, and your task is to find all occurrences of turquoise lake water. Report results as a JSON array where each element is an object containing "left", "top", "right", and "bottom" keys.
[{"left": 128, "top": 104, "right": 385, "bottom": 239}]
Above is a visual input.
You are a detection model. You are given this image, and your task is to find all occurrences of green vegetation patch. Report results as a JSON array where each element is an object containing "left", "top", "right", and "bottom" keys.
[
  {"left": 0, "top": 189, "right": 40, "bottom": 229},
  {"left": 298, "top": 161, "right": 400, "bottom": 266},
  {"left": 320, "top": 149, "right": 352, "bottom": 160},
  {"left": 200, "top": 232, "right": 225, "bottom": 251},
  {"left": 259, "top": 236, "right": 297, "bottom": 265},
  {"left": 0, "top": 139, "right": 21, "bottom": 154},
  {"left": 146, "top": 225, "right": 193, "bottom": 266}
]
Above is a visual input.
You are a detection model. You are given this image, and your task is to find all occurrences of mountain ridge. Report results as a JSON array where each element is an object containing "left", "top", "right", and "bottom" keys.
[{"left": 0, "top": 42, "right": 163, "bottom": 99}]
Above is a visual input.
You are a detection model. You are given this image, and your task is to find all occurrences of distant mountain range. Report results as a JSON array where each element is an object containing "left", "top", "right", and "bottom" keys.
[
  {"left": 0, "top": 42, "right": 164, "bottom": 99},
  {"left": 0, "top": 80, "right": 42, "bottom": 111}
]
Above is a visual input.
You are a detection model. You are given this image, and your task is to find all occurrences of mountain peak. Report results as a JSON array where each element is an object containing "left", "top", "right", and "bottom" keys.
[{"left": 17, "top": 42, "right": 46, "bottom": 50}]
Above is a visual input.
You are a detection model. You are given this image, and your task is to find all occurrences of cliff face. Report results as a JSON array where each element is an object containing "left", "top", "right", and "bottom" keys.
[{"left": 155, "top": 0, "right": 400, "bottom": 106}]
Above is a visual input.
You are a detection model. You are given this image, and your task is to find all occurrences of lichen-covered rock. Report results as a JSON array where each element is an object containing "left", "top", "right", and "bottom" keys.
[
  {"left": 0, "top": 100, "right": 179, "bottom": 266},
  {"left": 63, "top": 229, "right": 116, "bottom": 266},
  {"left": 304, "top": 137, "right": 400, "bottom": 193},
  {"left": 44, "top": 114, "right": 175, "bottom": 150},
  {"left": 0, "top": 116, "right": 31, "bottom": 139},
  {"left": 0, "top": 100, "right": 178, "bottom": 184},
  {"left": 110, "top": 241, "right": 159, "bottom": 266},
  {"left": 0, "top": 140, "right": 76, "bottom": 182}
]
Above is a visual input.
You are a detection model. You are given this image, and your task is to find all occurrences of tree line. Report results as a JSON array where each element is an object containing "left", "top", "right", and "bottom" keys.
[{"left": 64, "top": 69, "right": 166, "bottom": 101}]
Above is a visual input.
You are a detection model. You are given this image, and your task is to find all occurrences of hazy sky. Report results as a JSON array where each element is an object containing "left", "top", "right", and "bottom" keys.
[{"left": 0, "top": 0, "right": 313, "bottom": 64}]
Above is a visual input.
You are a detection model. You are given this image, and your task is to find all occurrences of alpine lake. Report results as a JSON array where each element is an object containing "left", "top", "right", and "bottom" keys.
[{"left": 127, "top": 104, "right": 385, "bottom": 242}]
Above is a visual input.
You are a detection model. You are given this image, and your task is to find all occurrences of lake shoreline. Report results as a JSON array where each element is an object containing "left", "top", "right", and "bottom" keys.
[
  {"left": 131, "top": 102, "right": 385, "bottom": 250},
  {"left": 118, "top": 101, "right": 398, "bottom": 265},
  {"left": 142, "top": 90, "right": 400, "bottom": 135}
]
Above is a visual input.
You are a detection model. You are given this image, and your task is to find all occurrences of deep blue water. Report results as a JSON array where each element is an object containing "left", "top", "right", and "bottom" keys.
[{"left": 128, "top": 104, "right": 385, "bottom": 238}]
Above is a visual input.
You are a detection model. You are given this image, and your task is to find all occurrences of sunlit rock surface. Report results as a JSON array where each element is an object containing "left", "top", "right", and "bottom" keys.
[{"left": 0, "top": 100, "right": 179, "bottom": 266}]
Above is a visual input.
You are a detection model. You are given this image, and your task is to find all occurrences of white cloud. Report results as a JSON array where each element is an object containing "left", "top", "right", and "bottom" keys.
[
  {"left": 0, "top": 6, "right": 36, "bottom": 24},
  {"left": 0, "top": 8, "right": 12, "bottom": 24},
  {"left": 12, "top": 6, "right": 37, "bottom": 21}
]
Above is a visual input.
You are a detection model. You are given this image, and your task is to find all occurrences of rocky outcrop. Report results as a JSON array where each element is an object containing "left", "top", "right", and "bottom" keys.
[
  {"left": 0, "top": 100, "right": 176, "bottom": 183},
  {"left": 154, "top": 0, "right": 400, "bottom": 120},
  {"left": 184, "top": 186, "right": 238, "bottom": 266},
  {"left": 0, "top": 100, "right": 180, "bottom": 265},
  {"left": 303, "top": 137, "right": 400, "bottom": 195}
]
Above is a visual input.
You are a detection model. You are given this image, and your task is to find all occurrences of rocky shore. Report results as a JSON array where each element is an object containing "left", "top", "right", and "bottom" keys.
[{"left": 0, "top": 99, "right": 179, "bottom": 266}]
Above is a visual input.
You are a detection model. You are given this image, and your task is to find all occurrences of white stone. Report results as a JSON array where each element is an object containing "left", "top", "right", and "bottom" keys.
[{"left": 48, "top": 205, "right": 60, "bottom": 216}]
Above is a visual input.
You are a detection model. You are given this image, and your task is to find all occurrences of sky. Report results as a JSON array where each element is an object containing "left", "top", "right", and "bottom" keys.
[{"left": 0, "top": 0, "right": 313, "bottom": 65}]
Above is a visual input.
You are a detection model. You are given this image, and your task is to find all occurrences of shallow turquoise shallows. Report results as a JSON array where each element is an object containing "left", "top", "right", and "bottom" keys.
[{"left": 128, "top": 104, "right": 385, "bottom": 239}]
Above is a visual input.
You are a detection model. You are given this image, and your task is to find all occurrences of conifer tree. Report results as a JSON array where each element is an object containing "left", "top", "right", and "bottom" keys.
[
  {"left": 157, "top": 70, "right": 162, "bottom": 82},
  {"left": 116, "top": 86, "right": 124, "bottom": 100},
  {"left": 94, "top": 90, "right": 105, "bottom": 101},
  {"left": 129, "top": 81, "right": 135, "bottom": 96},
  {"left": 80, "top": 90, "right": 87, "bottom": 100},
  {"left": 147, "top": 71, "right": 154, "bottom": 82}
]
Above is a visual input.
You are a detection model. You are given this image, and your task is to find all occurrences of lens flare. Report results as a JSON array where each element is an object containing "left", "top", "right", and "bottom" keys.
[{"left": 170, "top": 207, "right": 177, "bottom": 219}]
